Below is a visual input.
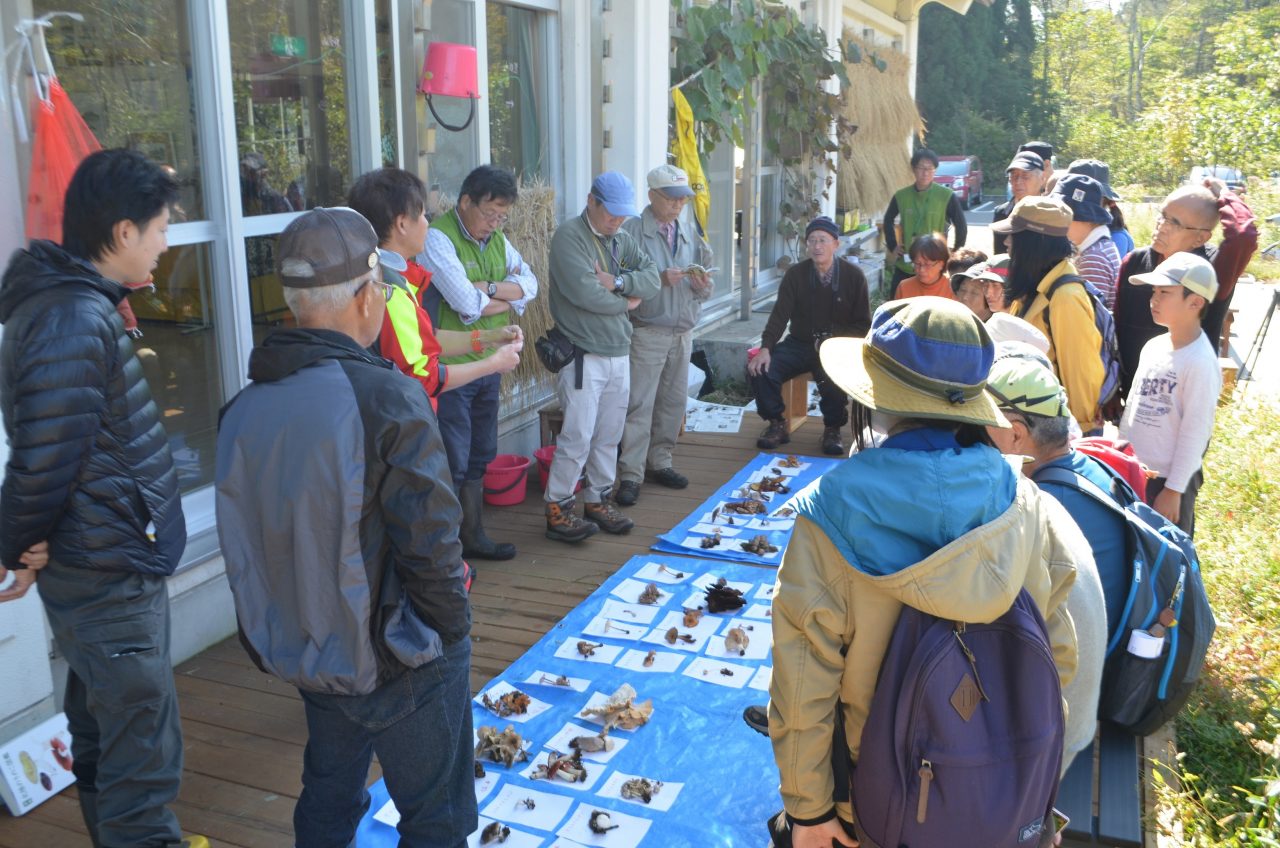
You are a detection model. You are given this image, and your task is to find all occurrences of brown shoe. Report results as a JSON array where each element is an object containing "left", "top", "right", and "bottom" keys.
[
  {"left": 546, "top": 497, "right": 599, "bottom": 543},
  {"left": 821, "top": 425, "right": 845, "bottom": 456},
  {"left": 757, "top": 418, "right": 791, "bottom": 450},
  {"left": 583, "top": 494, "right": 634, "bottom": 534}
]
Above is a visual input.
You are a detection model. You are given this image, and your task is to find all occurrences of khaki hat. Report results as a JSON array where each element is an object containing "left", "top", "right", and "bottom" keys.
[
  {"left": 647, "top": 164, "right": 695, "bottom": 198},
  {"left": 819, "top": 297, "right": 1010, "bottom": 428},
  {"left": 276, "top": 207, "right": 379, "bottom": 288},
  {"left": 1129, "top": 251, "right": 1219, "bottom": 301},
  {"left": 988, "top": 196, "right": 1072, "bottom": 238},
  {"left": 987, "top": 356, "right": 1070, "bottom": 419}
]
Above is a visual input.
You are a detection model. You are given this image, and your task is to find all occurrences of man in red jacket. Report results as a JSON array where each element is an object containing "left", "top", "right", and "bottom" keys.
[{"left": 1201, "top": 177, "right": 1258, "bottom": 356}]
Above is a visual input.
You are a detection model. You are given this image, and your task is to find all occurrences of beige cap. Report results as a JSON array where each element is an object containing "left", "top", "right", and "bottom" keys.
[
  {"left": 1129, "top": 251, "right": 1219, "bottom": 301},
  {"left": 988, "top": 196, "right": 1072, "bottom": 238}
]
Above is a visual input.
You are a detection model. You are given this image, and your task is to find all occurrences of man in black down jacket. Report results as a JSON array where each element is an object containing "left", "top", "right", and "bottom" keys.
[
  {"left": 0, "top": 149, "right": 191, "bottom": 847},
  {"left": 215, "top": 208, "right": 475, "bottom": 847}
]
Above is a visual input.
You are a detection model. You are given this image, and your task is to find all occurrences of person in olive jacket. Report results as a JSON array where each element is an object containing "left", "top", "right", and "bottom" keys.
[
  {"left": 747, "top": 216, "right": 872, "bottom": 456},
  {"left": 0, "top": 150, "right": 193, "bottom": 848}
]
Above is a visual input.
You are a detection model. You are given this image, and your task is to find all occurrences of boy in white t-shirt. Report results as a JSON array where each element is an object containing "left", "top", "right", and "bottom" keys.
[{"left": 1119, "top": 251, "right": 1221, "bottom": 535}]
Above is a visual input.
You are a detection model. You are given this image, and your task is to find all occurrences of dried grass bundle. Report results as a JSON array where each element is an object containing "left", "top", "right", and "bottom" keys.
[{"left": 838, "top": 34, "right": 921, "bottom": 214}]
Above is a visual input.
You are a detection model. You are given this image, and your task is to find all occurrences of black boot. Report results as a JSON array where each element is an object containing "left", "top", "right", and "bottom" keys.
[{"left": 459, "top": 479, "right": 516, "bottom": 560}]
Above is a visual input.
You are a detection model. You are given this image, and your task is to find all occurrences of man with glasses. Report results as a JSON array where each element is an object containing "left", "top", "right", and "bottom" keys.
[
  {"left": 421, "top": 166, "right": 538, "bottom": 561},
  {"left": 216, "top": 207, "right": 476, "bottom": 848},
  {"left": 1113, "top": 185, "right": 1218, "bottom": 396},
  {"left": 882, "top": 148, "right": 968, "bottom": 293},
  {"left": 747, "top": 216, "right": 871, "bottom": 456},
  {"left": 614, "top": 164, "right": 714, "bottom": 507}
]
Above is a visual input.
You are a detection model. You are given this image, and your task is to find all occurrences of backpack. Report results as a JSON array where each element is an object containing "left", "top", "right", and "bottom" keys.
[
  {"left": 1073, "top": 436, "right": 1149, "bottom": 501},
  {"left": 1031, "top": 463, "right": 1215, "bottom": 736},
  {"left": 851, "top": 590, "right": 1064, "bottom": 847},
  {"left": 1042, "top": 274, "right": 1123, "bottom": 411}
]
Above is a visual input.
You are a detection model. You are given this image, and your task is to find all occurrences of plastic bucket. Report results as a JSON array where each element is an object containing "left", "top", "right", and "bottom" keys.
[
  {"left": 534, "top": 444, "right": 582, "bottom": 492},
  {"left": 482, "top": 454, "right": 531, "bottom": 506}
]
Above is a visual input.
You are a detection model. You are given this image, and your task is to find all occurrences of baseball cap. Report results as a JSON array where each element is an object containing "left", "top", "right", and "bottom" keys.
[
  {"left": 276, "top": 207, "right": 379, "bottom": 288},
  {"left": 591, "top": 171, "right": 638, "bottom": 217},
  {"left": 1006, "top": 151, "right": 1045, "bottom": 174},
  {"left": 987, "top": 355, "right": 1070, "bottom": 419},
  {"left": 1052, "top": 174, "right": 1113, "bottom": 225},
  {"left": 986, "top": 313, "right": 1050, "bottom": 355},
  {"left": 647, "top": 164, "right": 695, "bottom": 198},
  {"left": 1019, "top": 141, "right": 1054, "bottom": 163},
  {"left": 1129, "top": 251, "right": 1219, "bottom": 301},
  {"left": 988, "top": 196, "right": 1072, "bottom": 237},
  {"left": 967, "top": 254, "right": 1011, "bottom": 285},
  {"left": 1066, "top": 158, "right": 1119, "bottom": 200}
]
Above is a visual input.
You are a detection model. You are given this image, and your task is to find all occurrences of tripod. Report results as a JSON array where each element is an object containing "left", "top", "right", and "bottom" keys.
[{"left": 1240, "top": 286, "right": 1279, "bottom": 394}]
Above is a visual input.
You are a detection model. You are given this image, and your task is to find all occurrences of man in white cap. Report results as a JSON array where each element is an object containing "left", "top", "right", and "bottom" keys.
[
  {"left": 1119, "top": 252, "right": 1221, "bottom": 535},
  {"left": 613, "top": 164, "right": 714, "bottom": 506}
]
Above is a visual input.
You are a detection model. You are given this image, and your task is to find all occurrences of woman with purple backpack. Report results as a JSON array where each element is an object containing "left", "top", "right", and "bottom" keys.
[{"left": 766, "top": 297, "right": 1080, "bottom": 848}]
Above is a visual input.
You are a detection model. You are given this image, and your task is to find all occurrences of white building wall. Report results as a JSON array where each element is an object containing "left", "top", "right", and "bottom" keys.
[{"left": 598, "top": 0, "right": 671, "bottom": 192}]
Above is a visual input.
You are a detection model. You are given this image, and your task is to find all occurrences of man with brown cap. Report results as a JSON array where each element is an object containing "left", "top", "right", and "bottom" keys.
[{"left": 215, "top": 207, "right": 476, "bottom": 847}]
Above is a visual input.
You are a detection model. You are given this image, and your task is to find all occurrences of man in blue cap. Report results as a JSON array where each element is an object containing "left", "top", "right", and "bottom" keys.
[
  {"left": 542, "top": 172, "right": 661, "bottom": 543},
  {"left": 1053, "top": 173, "right": 1122, "bottom": 309}
]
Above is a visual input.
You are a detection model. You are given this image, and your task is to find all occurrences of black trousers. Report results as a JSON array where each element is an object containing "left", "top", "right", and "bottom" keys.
[{"left": 750, "top": 336, "right": 849, "bottom": 427}]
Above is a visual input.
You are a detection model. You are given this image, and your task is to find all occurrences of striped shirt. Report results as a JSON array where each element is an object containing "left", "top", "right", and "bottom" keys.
[{"left": 1075, "top": 226, "right": 1122, "bottom": 311}]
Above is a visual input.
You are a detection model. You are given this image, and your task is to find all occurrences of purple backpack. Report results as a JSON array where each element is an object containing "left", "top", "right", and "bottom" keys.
[{"left": 851, "top": 589, "right": 1064, "bottom": 847}]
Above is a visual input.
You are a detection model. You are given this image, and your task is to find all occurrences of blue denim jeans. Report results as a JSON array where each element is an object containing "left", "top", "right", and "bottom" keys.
[
  {"left": 436, "top": 372, "right": 500, "bottom": 488},
  {"left": 294, "top": 636, "right": 476, "bottom": 848}
]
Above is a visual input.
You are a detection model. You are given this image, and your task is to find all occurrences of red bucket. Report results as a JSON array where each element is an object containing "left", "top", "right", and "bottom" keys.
[
  {"left": 482, "top": 454, "right": 531, "bottom": 506},
  {"left": 534, "top": 445, "right": 582, "bottom": 492}
]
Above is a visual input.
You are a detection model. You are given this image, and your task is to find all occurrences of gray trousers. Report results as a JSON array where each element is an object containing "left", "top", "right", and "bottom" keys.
[
  {"left": 38, "top": 561, "right": 183, "bottom": 848},
  {"left": 618, "top": 325, "right": 692, "bottom": 483},
  {"left": 545, "top": 352, "right": 629, "bottom": 504}
]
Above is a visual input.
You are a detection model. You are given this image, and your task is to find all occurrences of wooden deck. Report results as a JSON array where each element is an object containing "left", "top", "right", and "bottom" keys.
[{"left": 0, "top": 414, "right": 816, "bottom": 847}]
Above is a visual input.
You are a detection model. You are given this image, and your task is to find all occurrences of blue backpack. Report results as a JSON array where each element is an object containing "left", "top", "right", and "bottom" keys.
[
  {"left": 1043, "top": 273, "right": 1123, "bottom": 409},
  {"left": 1032, "top": 463, "right": 1216, "bottom": 736},
  {"left": 851, "top": 590, "right": 1064, "bottom": 847}
]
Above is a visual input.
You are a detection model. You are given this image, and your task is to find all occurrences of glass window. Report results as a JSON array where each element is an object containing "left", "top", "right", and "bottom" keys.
[
  {"left": 245, "top": 235, "right": 296, "bottom": 342},
  {"left": 229, "top": 0, "right": 354, "bottom": 214},
  {"left": 419, "top": 0, "right": 478, "bottom": 202},
  {"left": 487, "top": 3, "right": 547, "bottom": 181},
  {"left": 375, "top": 0, "right": 398, "bottom": 167},
  {"left": 129, "top": 244, "right": 223, "bottom": 492},
  {"left": 35, "top": 1, "right": 204, "bottom": 218}
]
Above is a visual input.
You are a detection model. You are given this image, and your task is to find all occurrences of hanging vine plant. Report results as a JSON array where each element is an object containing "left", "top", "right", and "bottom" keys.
[{"left": 670, "top": 0, "right": 857, "bottom": 257}]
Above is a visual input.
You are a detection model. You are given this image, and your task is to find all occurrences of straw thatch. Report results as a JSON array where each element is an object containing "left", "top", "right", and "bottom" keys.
[{"left": 838, "top": 34, "right": 922, "bottom": 215}]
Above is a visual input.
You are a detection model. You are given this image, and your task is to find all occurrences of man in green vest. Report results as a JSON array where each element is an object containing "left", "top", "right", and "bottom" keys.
[
  {"left": 421, "top": 166, "right": 539, "bottom": 561},
  {"left": 881, "top": 148, "right": 968, "bottom": 295}
]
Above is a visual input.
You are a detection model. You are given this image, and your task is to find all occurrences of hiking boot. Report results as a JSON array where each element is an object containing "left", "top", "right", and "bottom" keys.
[
  {"left": 545, "top": 497, "right": 598, "bottom": 543},
  {"left": 742, "top": 704, "right": 769, "bottom": 736},
  {"left": 458, "top": 479, "right": 516, "bottom": 560},
  {"left": 821, "top": 425, "right": 845, "bottom": 456},
  {"left": 615, "top": 479, "right": 641, "bottom": 506},
  {"left": 647, "top": 467, "right": 689, "bottom": 489},
  {"left": 583, "top": 494, "right": 634, "bottom": 535},
  {"left": 756, "top": 418, "right": 791, "bottom": 450}
]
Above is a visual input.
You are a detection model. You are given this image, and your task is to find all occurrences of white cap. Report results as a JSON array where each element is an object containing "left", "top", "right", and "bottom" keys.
[
  {"left": 1129, "top": 251, "right": 1218, "bottom": 301},
  {"left": 647, "top": 164, "right": 695, "bottom": 198}
]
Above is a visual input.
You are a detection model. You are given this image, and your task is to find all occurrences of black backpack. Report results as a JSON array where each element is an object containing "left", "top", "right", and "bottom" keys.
[{"left": 1032, "top": 462, "right": 1215, "bottom": 736}]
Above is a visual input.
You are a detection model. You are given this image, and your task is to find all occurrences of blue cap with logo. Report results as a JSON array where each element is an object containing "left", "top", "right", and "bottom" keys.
[
  {"left": 591, "top": 171, "right": 638, "bottom": 217},
  {"left": 1051, "top": 173, "right": 1113, "bottom": 225}
]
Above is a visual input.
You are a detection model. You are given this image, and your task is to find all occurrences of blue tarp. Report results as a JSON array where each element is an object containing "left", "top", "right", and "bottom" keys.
[
  {"left": 651, "top": 452, "right": 840, "bottom": 565},
  {"left": 356, "top": 555, "right": 783, "bottom": 847}
]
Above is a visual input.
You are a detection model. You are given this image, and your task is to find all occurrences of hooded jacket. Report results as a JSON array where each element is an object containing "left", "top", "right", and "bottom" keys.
[
  {"left": 0, "top": 240, "right": 185, "bottom": 574},
  {"left": 768, "top": 431, "right": 1078, "bottom": 826},
  {"left": 216, "top": 329, "right": 470, "bottom": 696}
]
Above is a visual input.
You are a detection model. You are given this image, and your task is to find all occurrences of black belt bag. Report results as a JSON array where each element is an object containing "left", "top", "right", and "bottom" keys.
[{"left": 535, "top": 326, "right": 585, "bottom": 388}]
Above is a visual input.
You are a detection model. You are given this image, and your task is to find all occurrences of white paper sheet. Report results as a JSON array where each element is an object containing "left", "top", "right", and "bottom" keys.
[
  {"left": 474, "top": 771, "right": 500, "bottom": 803},
  {"left": 639, "top": 621, "right": 707, "bottom": 653},
  {"left": 544, "top": 838, "right": 591, "bottom": 848},
  {"left": 553, "top": 638, "right": 624, "bottom": 665},
  {"left": 690, "top": 574, "right": 755, "bottom": 595},
  {"left": 518, "top": 753, "right": 605, "bottom": 792},
  {"left": 702, "top": 620, "right": 771, "bottom": 661},
  {"left": 596, "top": 771, "right": 684, "bottom": 813},
  {"left": 575, "top": 690, "right": 652, "bottom": 733},
  {"left": 465, "top": 817, "right": 543, "bottom": 848},
  {"left": 753, "top": 583, "right": 777, "bottom": 601},
  {"left": 479, "top": 784, "right": 576, "bottom": 834},
  {"left": 749, "top": 665, "right": 773, "bottom": 691},
  {"left": 373, "top": 799, "right": 400, "bottom": 827},
  {"left": 682, "top": 656, "right": 752, "bottom": 689},
  {"left": 542, "top": 722, "right": 629, "bottom": 764},
  {"left": 632, "top": 561, "right": 693, "bottom": 584},
  {"left": 581, "top": 614, "right": 645, "bottom": 641},
  {"left": 741, "top": 603, "right": 774, "bottom": 620},
  {"left": 652, "top": 609, "right": 723, "bottom": 641},
  {"left": 474, "top": 680, "right": 553, "bottom": 723},
  {"left": 597, "top": 599, "right": 660, "bottom": 625},
  {"left": 522, "top": 670, "right": 591, "bottom": 693},
  {"left": 615, "top": 647, "right": 686, "bottom": 674},
  {"left": 689, "top": 522, "right": 742, "bottom": 536},
  {"left": 609, "top": 578, "right": 672, "bottom": 608},
  {"left": 744, "top": 516, "right": 795, "bottom": 531},
  {"left": 556, "top": 804, "right": 653, "bottom": 848}
]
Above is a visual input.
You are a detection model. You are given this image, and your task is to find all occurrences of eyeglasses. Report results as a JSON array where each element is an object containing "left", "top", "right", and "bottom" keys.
[
  {"left": 355, "top": 278, "right": 395, "bottom": 303},
  {"left": 477, "top": 207, "right": 509, "bottom": 226},
  {"left": 1156, "top": 212, "right": 1211, "bottom": 233}
]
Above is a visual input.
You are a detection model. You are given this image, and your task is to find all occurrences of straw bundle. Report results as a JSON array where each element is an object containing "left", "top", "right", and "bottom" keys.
[
  {"left": 838, "top": 33, "right": 921, "bottom": 214},
  {"left": 498, "top": 179, "right": 557, "bottom": 399}
]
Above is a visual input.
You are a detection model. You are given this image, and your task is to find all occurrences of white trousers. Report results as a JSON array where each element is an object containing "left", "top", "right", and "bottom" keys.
[{"left": 545, "top": 353, "right": 630, "bottom": 504}]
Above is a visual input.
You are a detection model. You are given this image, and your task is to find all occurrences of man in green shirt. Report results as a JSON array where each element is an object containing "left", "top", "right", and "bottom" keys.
[{"left": 881, "top": 148, "right": 968, "bottom": 295}]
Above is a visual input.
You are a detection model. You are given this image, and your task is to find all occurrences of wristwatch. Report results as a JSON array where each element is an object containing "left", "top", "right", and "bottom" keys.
[
  {"left": 613, "top": 276, "right": 624, "bottom": 293},
  {"left": 487, "top": 282, "right": 498, "bottom": 297}
]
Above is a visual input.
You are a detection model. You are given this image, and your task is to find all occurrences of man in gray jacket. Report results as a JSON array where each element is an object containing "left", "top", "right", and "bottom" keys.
[
  {"left": 543, "top": 172, "right": 661, "bottom": 542},
  {"left": 215, "top": 208, "right": 475, "bottom": 848},
  {"left": 615, "top": 164, "right": 713, "bottom": 506}
]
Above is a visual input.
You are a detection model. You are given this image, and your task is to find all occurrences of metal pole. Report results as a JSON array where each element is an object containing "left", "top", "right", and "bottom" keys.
[{"left": 739, "top": 77, "right": 762, "bottom": 320}]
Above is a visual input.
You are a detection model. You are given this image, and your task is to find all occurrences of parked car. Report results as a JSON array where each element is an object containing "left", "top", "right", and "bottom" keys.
[
  {"left": 1189, "top": 165, "right": 1245, "bottom": 193},
  {"left": 936, "top": 155, "right": 983, "bottom": 208}
]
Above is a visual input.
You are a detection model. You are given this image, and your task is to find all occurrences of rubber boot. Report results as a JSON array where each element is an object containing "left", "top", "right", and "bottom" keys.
[{"left": 459, "top": 479, "right": 516, "bottom": 560}]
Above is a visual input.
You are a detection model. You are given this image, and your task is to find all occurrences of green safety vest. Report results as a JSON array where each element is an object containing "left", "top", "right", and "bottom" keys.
[
  {"left": 893, "top": 183, "right": 953, "bottom": 273},
  {"left": 431, "top": 209, "right": 512, "bottom": 364}
]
